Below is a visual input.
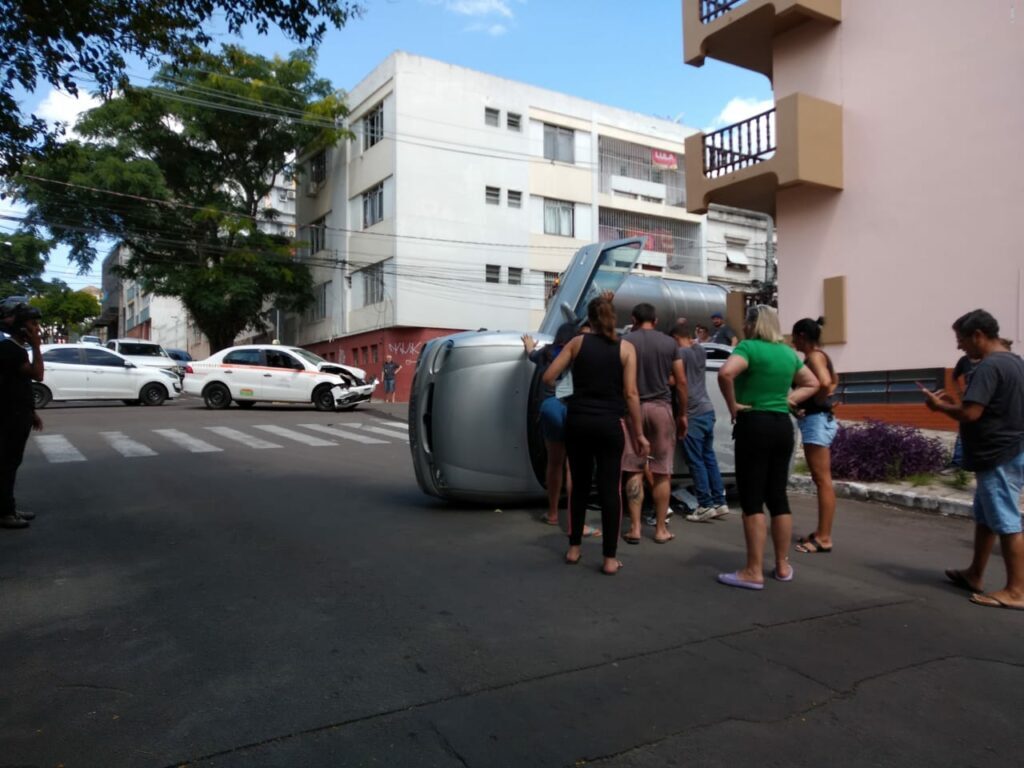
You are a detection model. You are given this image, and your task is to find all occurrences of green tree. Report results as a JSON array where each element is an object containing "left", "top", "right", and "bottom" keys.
[
  {"left": 0, "top": 0, "right": 361, "bottom": 174},
  {"left": 14, "top": 45, "right": 348, "bottom": 351},
  {"left": 0, "top": 232, "right": 53, "bottom": 297},
  {"left": 30, "top": 284, "right": 101, "bottom": 341}
]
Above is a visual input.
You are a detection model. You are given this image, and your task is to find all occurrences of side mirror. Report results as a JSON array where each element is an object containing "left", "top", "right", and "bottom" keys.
[{"left": 124, "top": 361, "right": 136, "bottom": 368}]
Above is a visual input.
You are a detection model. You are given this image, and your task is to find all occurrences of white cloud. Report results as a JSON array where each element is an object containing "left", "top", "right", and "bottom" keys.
[
  {"left": 448, "top": 0, "right": 514, "bottom": 18},
  {"left": 467, "top": 21, "right": 508, "bottom": 35},
  {"left": 707, "top": 97, "right": 774, "bottom": 130},
  {"left": 34, "top": 88, "right": 101, "bottom": 137}
]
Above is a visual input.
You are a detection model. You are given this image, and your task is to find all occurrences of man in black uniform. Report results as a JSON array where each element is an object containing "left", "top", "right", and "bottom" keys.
[{"left": 0, "top": 297, "right": 44, "bottom": 529}]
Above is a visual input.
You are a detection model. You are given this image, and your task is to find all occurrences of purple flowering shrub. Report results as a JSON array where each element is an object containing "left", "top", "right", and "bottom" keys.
[{"left": 830, "top": 420, "right": 949, "bottom": 482}]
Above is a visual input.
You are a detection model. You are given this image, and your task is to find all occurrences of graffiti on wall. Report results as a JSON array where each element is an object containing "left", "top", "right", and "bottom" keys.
[{"left": 389, "top": 341, "right": 423, "bottom": 368}]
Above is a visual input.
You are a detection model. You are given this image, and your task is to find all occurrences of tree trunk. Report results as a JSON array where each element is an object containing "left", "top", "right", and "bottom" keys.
[{"left": 207, "top": 328, "right": 241, "bottom": 354}]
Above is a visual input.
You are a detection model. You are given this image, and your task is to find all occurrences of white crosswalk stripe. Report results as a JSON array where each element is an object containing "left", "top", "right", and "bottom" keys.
[
  {"left": 153, "top": 429, "right": 223, "bottom": 453},
  {"left": 299, "top": 423, "right": 387, "bottom": 445},
  {"left": 34, "top": 435, "right": 87, "bottom": 463},
  {"left": 253, "top": 424, "right": 337, "bottom": 447},
  {"left": 353, "top": 424, "right": 410, "bottom": 441},
  {"left": 205, "top": 426, "right": 282, "bottom": 449},
  {"left": 100, "top": 431, "right": 158, "bottom": 458}
]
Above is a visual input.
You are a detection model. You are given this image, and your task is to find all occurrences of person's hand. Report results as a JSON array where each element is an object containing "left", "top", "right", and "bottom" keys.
[
  {"left": 31, "top": 413, "right": 43, "bottom": 431},
  {"left": 729, "top": 403, "right": 751, "bottom": 423},
  {"left": 635, "top": 434, "right": 651, "bottom": 457},
  {"left": 25, "top": 324, "right": 42, "bottom": 347},
  {"left": 599, "top": 290, "right": 615, "bottom": 302},
  {"left": 919, "top": 384, "right": 953, "bottom": 412},
  {"left": 676, "top": 415, "right": 688, "bottom": 439},
  {"left": 521, "top": 334, "right": 536, "bottom": 354}
]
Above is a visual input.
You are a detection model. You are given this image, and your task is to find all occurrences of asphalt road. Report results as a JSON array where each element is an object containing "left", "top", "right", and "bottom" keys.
[{"left": 1, "top": 399, "right": 1020, "bottom": 767}]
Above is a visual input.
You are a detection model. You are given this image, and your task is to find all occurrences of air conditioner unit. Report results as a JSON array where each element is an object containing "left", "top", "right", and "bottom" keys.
[{"left": 305, "top": 181, "right": 320, "bottom": 197}]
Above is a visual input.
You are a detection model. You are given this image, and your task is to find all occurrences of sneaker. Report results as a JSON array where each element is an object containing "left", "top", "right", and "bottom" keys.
[
  {"left": 685, "top": 507, "right": 717, "bottom": 523},
  {"left": 711, "top": 505, "right": 731, "bottom": 519},
  {"left": 1, "top": 514, "right": 29, "bottom": 529},
  {"left": 16, "top": 509, "right": 35, "bottom": 520},
  {"left": 642, "top": 514, "right": 657, "bottom": 527}
]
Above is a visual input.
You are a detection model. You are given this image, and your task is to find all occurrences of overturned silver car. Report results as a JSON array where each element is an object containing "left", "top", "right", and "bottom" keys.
[{"left": 409, "top": 239, "right": 735, "bottom": 504}]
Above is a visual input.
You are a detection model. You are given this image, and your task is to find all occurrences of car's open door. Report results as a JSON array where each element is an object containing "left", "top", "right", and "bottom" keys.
[{"left": 537, "top": 238, "right": 645, "bottom": 337}]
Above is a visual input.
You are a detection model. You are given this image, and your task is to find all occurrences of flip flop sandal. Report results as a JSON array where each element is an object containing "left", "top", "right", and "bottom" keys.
[
  {"left": 583, "top": 526, "right": 602, "bottom": 538},
  {"left": 969, "top": 593, "right": 1024, "bottom": 611},
  {"left": 653, "top": 533, "right": 676, "bottom": 544},
  {"left": 772, "top": 565, "right": 794, "bottom": 582},
  {"left": 945, "top": 569, "right": 980, "bottom": 593},
  {"left": 601, "top": 560, "right": 623, "bottom": 575},
  {"left": 540, "top": 517, "right": 560, "bottom": 526},
  {"left": 796, "top": 534, "right": 832, "bottom": 554},
  {"left": 717, "top": 572, "right": 765, "bottom": 590},
  {"left": 621, "top": 534, "right": 641, "bottom": 545}
]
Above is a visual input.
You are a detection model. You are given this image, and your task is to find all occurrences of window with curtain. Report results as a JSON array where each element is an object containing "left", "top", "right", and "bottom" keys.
[{"left": 543, "top": 198, "right": 574, "bottom": 237}]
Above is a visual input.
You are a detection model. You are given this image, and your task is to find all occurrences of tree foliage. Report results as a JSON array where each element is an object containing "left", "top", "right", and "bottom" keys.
[
  {"left": 30, "top": 283, "right": 101, "bottom": 341},
  {"left": 14, "top": 45, "right": 349, "bottom": 351},
  {"left": 0, "top": 0, "right": 361, "bottom": 174},
  {"left": 0, "top": 232, "right": 52, "bottom": 296}
]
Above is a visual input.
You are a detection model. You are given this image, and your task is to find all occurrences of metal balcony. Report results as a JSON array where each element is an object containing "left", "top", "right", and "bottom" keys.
[
  {"left": 683, "top": 92, "right": 842, "bottom": 216},
  {"left": 683, "top": 0, "right": 841, "bottom": 78}
]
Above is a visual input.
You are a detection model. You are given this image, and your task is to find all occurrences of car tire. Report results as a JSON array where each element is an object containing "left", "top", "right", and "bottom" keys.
[
  {"left": 313, "top": 385, "right": 336, "bottom": 412},
  {"left": 122, "top": 399, "right": 141, "bottom": 406},
  {"left": 236, "top": 401, "right": 256, "bottom": 409},
  {"left": 32, "top": 383, "right": 52, "bottom": 409},
  {"left": 140, "top": 382, "right": 168, "bottom": 406},
  {"left": 203, "top": 383, "right": 232, "bottom": 410}
]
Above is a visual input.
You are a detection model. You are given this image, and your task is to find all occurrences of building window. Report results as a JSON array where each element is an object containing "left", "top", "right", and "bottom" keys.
[
  {"left": 363, "top": 182, "right": 384, "bottom": 228},
  {"left": 724, "top": 236, "right": 752, "bottom": 270},
  {"left": 485, "top": 186, "right": 501, "bottom": 205},
  {"left": 278, "top": 189, "right": 288, "bottom": 201},
  {"left": 485, "top": 264, "right": 501, "bottom": 284},
  {"left": 543, "top": 198, "right": 574, "bottom": 237},
  {"left": 360, "top": 262, "right": 385, "bottom": 306},
  {"left": 543, "top": 124, "right": 574, "bottom": 163},
  {"left": 484, "top": 107, "right": 500, "bottom": 127},
  {"left": 507, "top": 189, "right": 522, "bottom": 208},
  {"left": 305, "top": 281, "right": 331, "bottom": 321},
  {"left": 507, "top": 112, "right": 521, "bottom": 131},
  {"left": 372, "top": 345, "right": 379, "bottom": 364},
  {"left": 310, "top": 151, "right": 326, "bottom": 185},
  {"left": 363, "top": 102, "right": 384, "bottom": 150},
  {"left": 308, "top": 216, "right": 326, "bottom": 255},
  {"left": 508, "top": 267, "right": 523, "bottom": 286}
]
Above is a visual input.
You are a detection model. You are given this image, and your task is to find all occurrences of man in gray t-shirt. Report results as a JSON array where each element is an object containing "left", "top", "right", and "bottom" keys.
[
  {"left": 923, "top": 309, "right": 1024, "bottom": 610},
  {"left": 621, "top": 303, "right": 687, "bottom": 545},
  {"left": 672, "top": 321, "right": 728, "bottom": 521}
]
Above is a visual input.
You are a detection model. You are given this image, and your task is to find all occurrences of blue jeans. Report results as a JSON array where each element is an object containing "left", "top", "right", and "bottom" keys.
[{"left": 682, "top": 410, "right": 726, "bottom": 508}]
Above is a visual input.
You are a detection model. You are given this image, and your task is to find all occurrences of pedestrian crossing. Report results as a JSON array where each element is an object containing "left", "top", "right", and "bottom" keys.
[{"left": 28, "top": 420, "right": 410, "bottom": 464}]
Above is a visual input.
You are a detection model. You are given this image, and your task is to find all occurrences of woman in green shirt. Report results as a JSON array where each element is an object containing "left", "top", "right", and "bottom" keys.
[{"left": 716, "top": 305, "right": 819, "bottom": 590}]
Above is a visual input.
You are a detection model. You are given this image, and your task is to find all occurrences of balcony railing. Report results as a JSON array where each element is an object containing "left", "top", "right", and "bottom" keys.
[
  {"left": 703, "top": 108, "right": 775, "bottom": 178},
  {"left": 700, "top": 0, "right": 747, "bottom": 23}
]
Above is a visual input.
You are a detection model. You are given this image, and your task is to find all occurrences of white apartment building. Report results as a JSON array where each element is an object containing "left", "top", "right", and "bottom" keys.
[{"left": 292, "top": 53, "right": 769, "bottom": 398}]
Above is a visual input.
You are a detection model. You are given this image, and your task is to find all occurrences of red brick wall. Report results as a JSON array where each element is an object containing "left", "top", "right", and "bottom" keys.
[{"left": 305, "top": 327, "right": 459, "bottom": 403}]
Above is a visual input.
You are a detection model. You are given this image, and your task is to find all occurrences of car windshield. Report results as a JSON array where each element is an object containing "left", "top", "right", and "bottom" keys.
[
  {"left": 120, "top": 343, "right": 167, "bottom": 357},
  {"left": 289, "top": 348, "right": 327, "bottom": 367}
]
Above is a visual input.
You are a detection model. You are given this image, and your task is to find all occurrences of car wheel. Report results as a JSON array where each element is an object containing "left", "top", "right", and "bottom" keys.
[
  {"left": 236, "top": 401, "right": 256, "bottom": 409},
  {"left": 32, "top": 383, "right": 52, "bottom": 409},
  {"left": 313, "top": 385, "right": 336, "bottom": 412},
  {"left": 140, "top": 382, "right": 168, "bottom": 406},
  {"left": 122, "top": 399, "right": 141, "bottom": 406},
  {"left": 203, "top": 383, "right": 232, "bottom": 410}
]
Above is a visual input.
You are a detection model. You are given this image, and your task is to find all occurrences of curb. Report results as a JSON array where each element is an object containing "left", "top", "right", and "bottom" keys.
[{"left": 788, "top": 475, "right": 973, "bottom": 519}]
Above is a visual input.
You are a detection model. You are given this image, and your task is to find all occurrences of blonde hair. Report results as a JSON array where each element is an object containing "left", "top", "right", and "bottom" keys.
[{"left": 744, "top": 304, "right": 784, "bottom": 343}]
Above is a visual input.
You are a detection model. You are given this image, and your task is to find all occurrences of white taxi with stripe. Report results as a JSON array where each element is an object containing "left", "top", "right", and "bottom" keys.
[{"left": 183, "top": 344, "right": 377, "bottom": 411}]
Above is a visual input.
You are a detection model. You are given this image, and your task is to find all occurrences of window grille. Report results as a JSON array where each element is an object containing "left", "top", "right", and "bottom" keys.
[
  {"left": 598, "top": 136, "right": 686, "bottom": 207},
  {"left": 597, "top": 209, "right": 701, "bottom": 276},
  {"left": 485, "top": 264, "right": 501, "bottom": 284},
  {"left": 484, "top": 107, "right": 500, "bottom": 127},
  {"left": 485, "top": 186, "right": 501, "bottom": 205},
  {"left": 363, "top": 183, "right": 384, "bottom": 228},
  {"left": 363, "top": 103, "right": 384, "bottom": 150},
  {"left": 507, "top": 190, "right": 522, "bottom": 208}
]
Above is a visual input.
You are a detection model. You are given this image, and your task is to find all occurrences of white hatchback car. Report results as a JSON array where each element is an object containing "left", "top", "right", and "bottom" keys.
[
  {"left": 34, "top": 344, "right": 183, "bottom": 408},
  {"left": 184, "top": 344, "right": 377, "bottom": 411}
]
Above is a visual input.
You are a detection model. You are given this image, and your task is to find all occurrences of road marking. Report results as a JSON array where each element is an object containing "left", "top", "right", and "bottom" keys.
[
  {"left": 34, "top": 435, "right": 87, "bottom": 463},
  {"left": 253, "top": 425, "right": 337, "bottom": 447},
  {"left": 205, "top": 427, "right": 281, "bottom": 450},
  {"left": 298, "top": 423, "right": 387, "bottom": 445},
  {"left": 153, "top": 429, "right": 223, "bottom": 453},
  {"left": 100, "top": 431, "right": 157, "bottom": 458},
  {"left": 376, "top": 420, "right": 408, "bottom": 431},
  {"left": 355, "top": 424, "right": 410, "bottom": 441}
]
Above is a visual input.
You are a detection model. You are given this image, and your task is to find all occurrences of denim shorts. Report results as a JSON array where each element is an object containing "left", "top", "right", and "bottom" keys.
[
  {"left": 798, "top": 412, "right": 838, "bottom": 447},
  {"left": 384, "top": 378, "right": 396, "bottom": 393},
  {"left": 973, "top": 450, "right": 1024, "bottom": 535},
  {"left": 539, "top": 396, "right": 567, "bottom": 443}
]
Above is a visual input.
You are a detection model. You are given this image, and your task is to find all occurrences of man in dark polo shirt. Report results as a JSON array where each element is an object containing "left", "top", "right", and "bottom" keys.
[
  {"left": 922, "top": 309, "right": 1024, "bottom": 610},
  {"left": 0, "top": 297, "right": 45, "bottom": 530}
]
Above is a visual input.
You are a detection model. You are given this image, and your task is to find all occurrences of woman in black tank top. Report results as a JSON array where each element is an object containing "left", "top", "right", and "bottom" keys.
[
  {"left": 544, "top": 296, "right": 648, "bottom": 575},
  {"left": 791, "top": 317, "right": 838, "bottom": 554}
]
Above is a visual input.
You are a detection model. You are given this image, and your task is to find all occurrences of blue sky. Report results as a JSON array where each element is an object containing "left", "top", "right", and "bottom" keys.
[{"left": 11, "top": 0, "right": 772, "bottom": 288}]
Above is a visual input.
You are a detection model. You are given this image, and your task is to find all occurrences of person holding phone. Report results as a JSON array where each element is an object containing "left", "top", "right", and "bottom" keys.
[
  {"left": 921, "top": 309, "right": 1024, "bottom": 611},
  {"left": 0, "top": 297, "right": 45, "bottom": 530}
]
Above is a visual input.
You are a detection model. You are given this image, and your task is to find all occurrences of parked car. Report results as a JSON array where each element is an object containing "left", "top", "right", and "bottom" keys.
[
  {"left": 105, "top": 338, "right": 184, "bottom": 379},
  {"left": 33, "top": 344, "right": 183, "bottom": 408},
  {"left": 183, "top": 344, "right": 377, "bottom": 410},
  {"left": 79, "top": 335, "right": 103, "bottom": 345},
  {"left": 165, "top": 348, "right": 193, "bottom": 365}
]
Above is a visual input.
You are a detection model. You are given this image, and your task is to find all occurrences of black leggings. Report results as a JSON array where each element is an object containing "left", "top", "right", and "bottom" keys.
[
  {"left": 734, "top": 411, "right": 794, "bottom": 516},
  {"left": 565, "top": 412, "right": 624, "bottom": 558},
  {"left": 0, "top": 414, "right": 32, "bottom": 518}
]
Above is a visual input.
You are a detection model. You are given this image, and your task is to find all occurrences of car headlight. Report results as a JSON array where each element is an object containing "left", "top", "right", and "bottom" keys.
[{"left": 159, "top": 369, "right": 179, "bottom": 379}]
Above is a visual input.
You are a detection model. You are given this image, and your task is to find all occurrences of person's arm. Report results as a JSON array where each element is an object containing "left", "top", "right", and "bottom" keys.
[
  {"left": 729, "top": 334, "right": 738, "bottom": 347},
  {"left": 788, "top": 365, "right": 820, "bottom": 410},
  {"left": 620, "top": 341, "right": 650, "bottom": 456},
  {"left": 921, "top": 387, "right": 985, "bottom": 423},
  {"left": 542, "top": 336, "right": 580, "bottom": 387},
  {"left": 804, "top": 351, "right": 833, "bottom": 398},
  {"left": 521, "top": 334, "right": 536, "bottom": 355},
  {"left": 717, "top": 353, "right": 749, "bottom": 422},
  {"left": 18, "top": 327, "right": 44, "bottom": 382},
  {"left": 671, "top": 356, "right": 688, "bottom": 437}
]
